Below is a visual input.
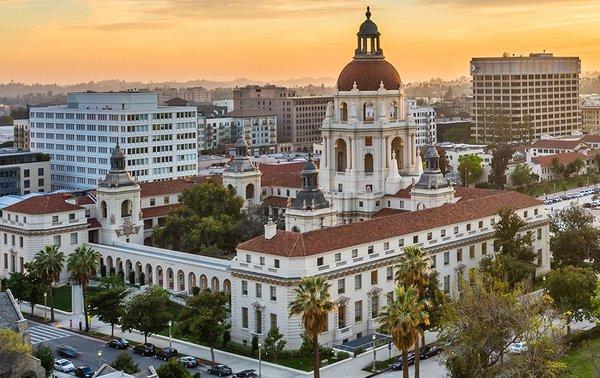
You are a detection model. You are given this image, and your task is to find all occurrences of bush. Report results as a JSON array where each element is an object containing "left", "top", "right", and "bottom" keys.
[
  {"left": 191, "top": 286, "right": 200, "bottom": 296},
  {"left": 335, "top": 351, "right": 351, "bottom": 361},
  {"left": 100, "top": 264, "right": 106, "bottom": 277},
  {"left": 34, "top": 345, "right": 54, "bottom": 376},
  {"left": 193, "top": 373, "right": 201, "bottom": 378},
  {"left": 319, "top": 346, "right": 334, "bottom": 360},
  {"left": 222, "top": 330, "right": 231, "bottom": 345},
  {"left": 139, "top": 272, "right": 145, "bottom": 286},
  {"left": 567, "top": 326, "right": 600, "bottom": 348},
  {"left": 353, "top": 347, "right": 366, "bottom": 357},
  {"left": 109, "top": 267, "right": 116, "bottom": 275},
  {"left": 222, "top": 340, "right": 252, "bottom": 357},
  {"left": 118, "top": 271, "right": 124, "bottom": 281},
  {"left": 251, "top": 334, "right": 259, "bottom": 356},
  {"left": 128, "top": 271, "right": 135, "bottom": 285},
  {"left": 156, "top": 359, "right": 190, "bottom": 378},
  {"left": 111, "top": 351, "right": 140, "bottom": 374}
]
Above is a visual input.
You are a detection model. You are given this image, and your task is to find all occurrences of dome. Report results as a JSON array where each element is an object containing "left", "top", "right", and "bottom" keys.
[
  {"left": 424, "top": 146, "right": 439, "bottom": 159},
  {"left": 234, "top": 138, "right": 247, "bottom": 148},
  {"left": 358, "top": 19, "right": 379, "bottom": 36},
  {"left": 337, "top": 59, "right": 401, "bottom": 91},
  {"left": 111, "top": 144, "right": 125, "bottom": 159}
]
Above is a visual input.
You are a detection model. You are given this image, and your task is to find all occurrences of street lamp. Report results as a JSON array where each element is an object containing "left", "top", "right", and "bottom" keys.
[
  {"left": 258, "top": 341, "right": 262, "bottom": 378},
  {"left": 372, "top": 334, "right": 377, "bottom": 372},
  {"left": 168, "top": 320, "right": 173, "bottom": 348},
  {"left": 43, "top": 292, "right": 47, "bottom": 321},
  {"left": 97, "top": 350, "right": 102, "bottom": 370}
]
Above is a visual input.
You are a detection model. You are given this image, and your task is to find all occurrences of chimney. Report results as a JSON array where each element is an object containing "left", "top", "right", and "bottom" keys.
[{"left": 264, "top": 217, "right": 277, "bottom": 240}]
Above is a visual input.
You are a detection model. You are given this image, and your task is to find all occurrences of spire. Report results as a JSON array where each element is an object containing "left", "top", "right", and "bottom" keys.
[{"left": 100, "top": 142, "right": 137, "bottom": 188}]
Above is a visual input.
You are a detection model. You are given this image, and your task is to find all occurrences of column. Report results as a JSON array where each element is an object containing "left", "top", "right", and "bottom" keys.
[
  {"left": 346, "top": 138, "right": 352, "bottom": 171},
  {"left": 323, "top": 137, "right": 328, "bottom": 168},
  {"left": 385, "top": 136, "right": 390, "bottom": 169}
]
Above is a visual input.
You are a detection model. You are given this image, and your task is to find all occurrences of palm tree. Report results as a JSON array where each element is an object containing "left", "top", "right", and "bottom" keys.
[
  {"left": 379, "top": 285, "right": 430, "bottom": 378},
  {"left": 289, "top": 276, "right": 335, "bottom": 378},
  {"left": 395, "top": 245, "right": 432, "bottom": 378},
  {"left": 33, "top": 245, "right": 65, "bottom": 322},
  {"left": 67, "top": 245, "right": 101, "bottom": 332}
]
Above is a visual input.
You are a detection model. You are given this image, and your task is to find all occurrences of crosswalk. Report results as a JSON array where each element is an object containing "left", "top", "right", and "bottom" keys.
[{"left": 28, "top": 325, "right": 72, "bottom": 345}]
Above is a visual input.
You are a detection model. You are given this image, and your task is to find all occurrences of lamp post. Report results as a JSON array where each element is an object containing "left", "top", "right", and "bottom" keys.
[
  {"left": 168, "top": 320, "right": 173, "bottom": 349},
  {"left": 97, "top": 350, "right": 102, "bottom": 370},
  {"left": 43, "top": 292, "right": 47, "bottom": 321},
  {"left": 372, "top": 334, "right": 377, "bottom": 372},
  {"left": 258, "top": 342, "right": 262, "bottom": 378}
]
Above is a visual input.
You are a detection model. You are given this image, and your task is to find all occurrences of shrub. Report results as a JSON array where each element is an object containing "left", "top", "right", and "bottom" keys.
[
  {"left": 109, "top": 267, "right": 116, "bottom": 275},
  {"left": 222, "top": 330, "right": 231, "bottom": 345},
  {"left": 353, "top": 347, "right": 365, "bottom": 357},
  {"left": 155, "top": 359, "right": 190, "bottom": 378},
  {"left": 100, "top": 264, "right": 107, "bottom": 277},
  {"left": 34, "top": 345, "right": 54, "bottom": 376},
  {"left": 319, "top": 346, "right": 334, "bottom": 360},
  {"left": 251, "top": 335, "right": 259, "bottom": 356},
  {"left": 111, "top": 351, "right": 140, "bottom": 374},
  {"left": 139, "top": 272, "right": 145, "bottom": 286},
  {"left": 333, "top": 351, "right": 351, "bottom": 362},
  {"left": 191, "top": 286, "right": 200, "bottom": 296}
]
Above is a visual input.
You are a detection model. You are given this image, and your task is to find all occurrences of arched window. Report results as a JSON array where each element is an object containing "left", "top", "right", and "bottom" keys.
[
  {"left": 245, "top": 183, "right": 254, "bottom": 200},
  {"left": 340, "top": 102, "right": 348, "bottom": 122},
  {"left": 121, "top": 200, "right": 132, "bottom": 218},
  {"left": 363, "top": 102, "right": 375, "bottom": 123},
  {"left": 391, "top": 137, "right": 404, "bottom": 171},
  {"left": 100, "top": 201, "right": 107, "bottom": 218},
  {"left": 364, "top": 153, "right": 374, "bottom": 173},
  {"left": 335, "top": 139, "right": 347, "bottom": 172},
  {"left": 291, "top": 226, "right": 300, "bottom": 232},
  {"left": 227, "top": 184, "right": 236, "bottom": 194}
]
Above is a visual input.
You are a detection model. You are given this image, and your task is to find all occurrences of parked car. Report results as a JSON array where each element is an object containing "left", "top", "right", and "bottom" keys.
[
  {"left": 133, "top": 343, "right": 156, "bottom": 356},
  {"left": 509, "top": 341, "right": 528, "bottom": 354},
  {"left": 53, "top": 359, "right": 75, "bottom": 373},
  {"left": 179, "top": 356, "right": 199, "bottom": 368},
  {"left": 207, "top": 364, "right": 233, "bottom": 376},
  {"left": 390, "top": 352, "right": 415, "bottom": 370},
  {"left": 154, "top": 347, "right": 178, "bottom": 361},
  {"left": 233, "top": 370, "right": 258, "bottom": 378},
  {"left": 74, "top": 365, "right": 95, "bottom": 378},
  {"left": 56, "top": 345, "right": 79, "bottom": 357},
  {"left": 107, "top": 338, "right": 129, "bottom": 350},
  {"left": 419, "top": 345, "right": 442, "bottom": 359}
]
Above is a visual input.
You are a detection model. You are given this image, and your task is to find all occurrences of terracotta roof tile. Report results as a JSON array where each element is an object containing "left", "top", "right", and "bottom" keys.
[
  {"left": 4, "top": 194, "right": 83, "bottom": 215},
  {"left": 260, "top": 161, "right": 313, "bottom": 189},
  {"left": 142, "top": 203, "right": 182, "bottom": 218},
  {"left": 76, "top": 195, "right": 96, "bottom": 205},
  {"left": 238, "top": 190, "right": 542, "bottom": 257},
  {"left": 531, "top": 151, "right": 590, "bottom": 168},
  {"left": 139, "top": 176, "right": 222, "bottom": 198},
  {"left": 581, "top": 134, "right": 600, "bottom": 143},
  {"left": 87, "top": 218, "right": 102, "bottom": 229},
  {"left": 530, "top": 139, "right": 587, "bottom": 150},
  {"left": 262, "top": 196, "right": 290, "bottom": 208}
]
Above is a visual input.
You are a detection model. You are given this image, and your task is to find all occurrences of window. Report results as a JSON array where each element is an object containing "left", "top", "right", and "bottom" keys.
[
  {"left": 53, "top": 235, "right": 61, "bottom": 246},
  {"left": 478, "top": 221, "right": 483, "bottom": 228},
  {"left": 38, "top": 168, "right": 44, "bottom": 176},
  {"left": 270, "top": 313, "right": 277, "bottom": 330},
  {"left": 364, "top": 137, "right": 372, "bottom": 146},
  {"left": 537, "top": 249, "right": 543, "bottom": 267},
  {"left": 386, "top": 266, "right": 393, "bottom": 281},
  {"left": 398, "top": 238, "right": 404, "bottom": 247},
  {"left": 274, "top": 259, "right": 280, "bottom": 268},
  {"left": 352, "top": 249, "right": 358, "bottom": 258},
  {"left": 241, "top": 280, "right": 248, "bottom": 295},
  {"left": 371, "top": 294, "right": 379, "bottom": 318},
  {"left": 164, "top": 196, "right": 170, "bottom": 204},
  {"left": 69, "top": 213, "right": 75, "bottom": 220},
  {"left": 355, "top": 274, "right": 362, "bottom": 290},
  {"left": 534, "top": 208, "right": 539, "bottom": 216},
  {"left": 23, "top": 169, "right": 30, "bottom": 178},
  {"left": 454, "top": 226, "right": 459, "bottom": 234},
  {"left": 482, "top": 242, "right": 487, "bottom": 255},
  {"left": 466, "top": 223, "right": 472, "bottom": 231},
  {"left": 317, "top": 257, "right": 324, "bottom": 266},
  {"left": 444, "top": 251, "right": 450, "bottom": 265},
  {"left": 19, "top": 236, "right": 23, "bottom": 248},
  {"left": 241, "top": 307, "right": 248, "bottom": 328},
  {"left": 270, "top": 286, "right": 277, "bottom": 301},
  {"left": 413, "top": 235, "right": 419, "bottom": 243},
  {"left": 431, "top": 255, "right": 436, "bottom": 268},
  {"left": 368, "top": 246, "right": 374, "bottom": 254},
  {"left": 256, "top": 283, "right": 262, "bottom": 298},
  {"left": 371, "top": 270, "right": 378, "bottom": 285},
  {"left": 427, "top": 232, "right": 432, "bottom": 241},
  {"left": 150, "top": 198, "right": 156, "bottom": 206},
  {"left": 355, "top": 300, "right": 363, "bottom": 322},
  {"left": 384, "top": 242, "right": 389, "bottom": 250},
  {"left": 338, "top": 279, "right": 345, "bottom": 294},
  {"left": 52, "top": 215, "right": 59, "bottom": 223},
  {"left": 3, "top": 253, "right": 7, "bottom": 269},
  {"left": 259, "top": 256, "right": 265, "bottom": 266},
  {"left": 70, "top": 233, "right": 78, "bottom": 245},
  {"left": 457, "top": 248, "right": 463, "bottom": 262},
  {"left": 443, "top": 275, "right": 450, "bottom": 293},
  {"left": 38, "top": 178, "right": 44, "bottom": 187},
  {"left": 335, "top": 253, "right": 341, "bottom": 262},
  {"left": 469, "top": 245, "right": 475, "bottom": 258},
  {"left": 441, "top": 229, "right": 446, "bottom": 237},
  {"left": 537, "top": 228, "right": 542, "bottom": 240},
  {"left": 246, "top": 254, "right": 251, "bottom": 263}
]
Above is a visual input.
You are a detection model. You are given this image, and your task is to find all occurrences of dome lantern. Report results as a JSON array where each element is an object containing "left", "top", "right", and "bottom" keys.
[{"left": 355, "top": 6, "right": 383, "bottom": 59}]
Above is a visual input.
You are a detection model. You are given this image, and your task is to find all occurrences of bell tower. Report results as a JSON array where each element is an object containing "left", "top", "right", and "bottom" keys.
[
  {"left": 222, "top": 138, "right": 262, "bottom": 208},
  {"left": 410, "top": 145, "right": 455, "bottom": 210}
]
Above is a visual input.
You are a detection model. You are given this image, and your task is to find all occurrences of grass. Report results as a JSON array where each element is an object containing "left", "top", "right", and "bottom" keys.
[
  {"left": 52, "top": 285, "right": 72, "bottom": 312},
  {"left": 561, "top": 327, "right": 600, "bottom": 377},
  {"left": 276, "top": 356, "right": 313, "bottom": 371},
  {"left": 363, "top": 356, "right": 395, "bottom": 373}
]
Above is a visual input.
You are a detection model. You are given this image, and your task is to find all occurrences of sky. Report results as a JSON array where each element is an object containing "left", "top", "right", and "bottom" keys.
[{"left": 1, "top": 0, "right": 599, "bottom": 84}]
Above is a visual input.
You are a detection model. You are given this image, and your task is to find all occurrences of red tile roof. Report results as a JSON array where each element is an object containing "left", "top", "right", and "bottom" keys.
[
  {"left": 260, "top": 161, "right": 311, "bottom": 189},
  {"left": 531, "top": 152, "right": 590, "bottom": 168},
  {"left": 3, "top": 194, "right": 84, "bottom": 215},
  {"left": 139, "top": 176, "right": 222, "bottom": 198},
  {"left": 87, "top": 218, "right": 102, "bottom": 229},
  {"left": 530, "top": 139, "right": 587, "bottom": 150},
  {"left": 238, "top": 190, "right": 542, "bottom": 257},
  {"left": 76, "top": 195, "right": 96, "bottom": 205},
  {"left": 372, "top": 208, "right": 406, "bottom": 218},
  {"left": 262, "top": 196, "right": 290, "bottom": 208},
  {"left": 581, "top": 134, "right": 600, "bottom": 144},
  {"left": 391, "top": 184, "right": 413, "bottom": 198},
  {"left": 453, "top": 187, "right": 504, "bottom": 201},
  {"left": 141, "top": 204, "right": 182, "bottom": 219}
]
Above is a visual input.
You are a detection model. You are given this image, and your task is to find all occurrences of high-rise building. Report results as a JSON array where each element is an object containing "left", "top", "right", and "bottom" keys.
[
  {"left": 290, "top": 96, "right": 333, "bottom": 152},
  {"left": 0, "top": 149, "right": 51, "bottom": 196},
  {"left": 581, "top": 97, "right": 600, "bottom": 133},
  {"left": 406, "top": 99, "right": 436, "bottom": 147},
  {"left": 233, "top": 85, "right": 297, "bottom": 143},
  {"left": 470, "top": 53, "right": 580, "bottom": 142},
  {"left": 13, "top": 120, "right": 30, "bottom": 149},
  {"left": 29, "top": 92, "right": 198, "bottom": 190}
]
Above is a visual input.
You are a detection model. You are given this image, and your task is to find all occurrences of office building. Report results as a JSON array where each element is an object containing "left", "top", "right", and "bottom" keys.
[
  {"left": 155, "top": 87, "right": 211, "bottom": 103},
  {"left": 581, "top": 97, "right": 600, "bottom": 133},
  {"left": 290, "top": 96, "right": 333, "bottom": 151},
  {"left": 406, "top": 99, "right": 436, "bottom": 146},
  {"left": 29, "top": 92, "right": 198, "bottom": 190},
  {"left": 13, "top": 120, "right": 30, "bottom": 149},
  {"left": 0, "top": 149, "right": 51, "bottom": 196},
  {"left": 470, "top": 53, "right": 581, "bottom": 142}
]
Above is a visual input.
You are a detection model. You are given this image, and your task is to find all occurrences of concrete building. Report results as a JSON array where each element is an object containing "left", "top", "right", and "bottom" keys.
[
  {"left": 406, "top": 99, "right": 436, "bottom": 146},
  {"left": 29, "top": 92, "right": 198, "bottom": 190},
  {"left": 0, "top": 149, "right": 51, "bottom": 196},
  {"left": 581, "top": 97, "right": 600, "bottom": 133},
  {"left": 470, "top": 53, "right": 581, "bottom": 142},
  {"left": 198, "top": 116, "right": 235, "bottom": 152},
  {"left": 225, "top": 109, "right": 278, "bottom": 155},
  {"left": 155, "top": 87, "right": 210, "bottom": 103},
  {"left": 13, "top": 119, "right": 30, "bottom": 149},
  {"left": 290, "top": 96, "right": 333, "bottom": 151},
  {"left": 233, "top": 85, "right": 297, "bottom": 143},
  {"left": 213, "top": 99, "right": 234, "bottom": 113}
]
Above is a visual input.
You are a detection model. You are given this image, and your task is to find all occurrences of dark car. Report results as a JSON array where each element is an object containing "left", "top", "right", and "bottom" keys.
[
  {"left": 207, "top": 364, "right": 233, "bottom": 376},
  {"left": 107, "top": 338, "right": 129, "bottom": 350},
  {"left": 57, "top": 345, "right": 79, "bottom": 357},
  {"left": 154, "top": 347, "right": 178, "bottom": 361},
  {"left": 390, "top": 352, "right": 415, "bottom": 370},
  {"left": 74, "top": 365, "right": 95, "bottom": 378},
  {"left": 133, "top": 343, "right": 156, "bottom": 356},
  {"left": 233, "top": 370, "right": 258, "bottom": 378},
  {"left": 420, "top": 345, "right": 442, "bottom": 359}
]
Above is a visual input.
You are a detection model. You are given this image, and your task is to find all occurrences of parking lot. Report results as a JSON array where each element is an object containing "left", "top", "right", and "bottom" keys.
[{"left": 543, "top": 186, "right": 600, "bottom": 207}]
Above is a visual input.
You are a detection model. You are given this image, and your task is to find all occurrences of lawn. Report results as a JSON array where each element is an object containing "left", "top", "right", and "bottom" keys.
[
  {"left": 562, "top": 328, "right": 600, "bottom": 377},
  {"left": 52, "top": 285, "right": 72, "bottom": 312}
]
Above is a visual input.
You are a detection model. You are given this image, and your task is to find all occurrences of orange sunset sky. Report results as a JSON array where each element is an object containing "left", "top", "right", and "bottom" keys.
[{"left": 1, "top": 0, "right": 599, "bottom": 84}]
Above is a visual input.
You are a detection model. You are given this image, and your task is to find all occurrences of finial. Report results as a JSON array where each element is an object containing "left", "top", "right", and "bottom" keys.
[
  {"left": 380, "top": 81, "right": 384, "bottom": 89},
  {"left": 352, "top": 81, "right": 358, "bottom": 90},
  {"left": 366, "top": 6, "right": 371, "bottom": 20}
]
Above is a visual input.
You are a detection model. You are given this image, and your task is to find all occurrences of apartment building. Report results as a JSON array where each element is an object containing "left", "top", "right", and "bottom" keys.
[
  {"left": 29, "top": 92, "right": 198, "bottom": 190},
  {"left": 581, "top": 97, "right": 600, "bottom": 133},
  {"left": 0, "top": 149, "right": 51, "bottom": 196},
  {"left": 290, "top": 96, "right": 333, "bottom": 151},
  {"left": 13, "top": 120, "right": 29, "bottom": 149},
  {"left": 406, "top": 99, "right": 436, "bottom": 147},
  {"left": 470, "top": 53, "right": 581, "bottom": 142},
  {"left": 155, "top": 87, "right": 211, "bottom": 103}
]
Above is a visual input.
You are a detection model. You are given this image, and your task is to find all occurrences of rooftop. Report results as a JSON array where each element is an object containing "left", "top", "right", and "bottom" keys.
[{"left": 3, "top": 193, "right": 83, "bottom": 215}]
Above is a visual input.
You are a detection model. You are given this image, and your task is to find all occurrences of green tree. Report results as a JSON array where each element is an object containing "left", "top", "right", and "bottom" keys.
[
  {"left": 178, "top": 290, "right": 230, "bottom": 362},
  {"left": 34, "top": 344, "right": 54, "bottom": 377},
  {"left": 0, "top": 329, "right": 32, "bottom": 376},
  {"left": 550, "top": 203, "right": 600, "bottom": 269},
  {"left": 572, "top": 157, "right": 585, "bottom": 176},
  {"left": 544, "top": 266, "right": 597, "bottom": 334},
  {"left": 457, "top": 154, "right": 483, "bottom": 187},
  {"left": 121, "top": 286, "right": 172, "bottom": 343},
  {"left": 549, "top": 157, "right": 563, "bottom": 179},
  {"left": 289, "top": 276, "right": 336, "bottom": 378},
  {"left": 155, "top": 359, "right": 191, "bottom": 378},
  {"left": 6, "top": 268, "right": 45, "bottom": 316},
  {"left": 489, "top": 144, "right": 514, "bottom": 189},
  {"left": 263, "top": 327, "right": 287, "bottom": 361},
  {"left": 379, "top": 285, "right": 430, "bottom": 378},
  {"left": 99, "top": 273, "right": 126, "bottom": 290},
  {"left": 592, "top": 280, "right": 600, "bottom": 320},
  {"left": 32, "top": 245, "right": 65, "bottom": 322},
  {"left": 66, "top": 245, "right": 101, "bottom": 332},
  {"left": 510, "top": 163, "right": 534, "bottom": 191},
  {"left": 88, "top": 287, "right": 128, "bottom": 337},
  {"left": 111, "top": 351, "right": 140, "bottom": 374}
]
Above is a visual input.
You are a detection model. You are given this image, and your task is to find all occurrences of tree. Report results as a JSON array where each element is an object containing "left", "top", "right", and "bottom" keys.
[
  {"left": 263, "top": 327, "right": 287, "bottom": 361},
  {"left": 121, "top": 286, "right": 172, "bottom": 343},
  {"left": 88, "top": 287, "right": 128, "bottom": 337},
  {"left": 0, "top": 329, "right": 31, "bottom": 377},
  {"left": 379, "top": 285, "right": 430, "bottom": 378},
  {"left": 111, "top": 351, "right": 140, "bottom": 374},
  {"left": 34, "top": 345, "right": 54, "bottom": 377},
  {"left": 5, "top": 268, "right": 45, "bottom": 316},
  {"left": 489, "top": 144, "right": 514, "bottom": 189},
  {"left": 437, "top": 147, "right": 450, "bottom": 175},
  {"left": 572, "top": 157, "right": 585, "bottom": 176},
  {"left": 394, "top": 245, "right": 431, "bottom": 378},
  {"left": 457, "top": 154, "right": 483, "bottom": 187},
  {"left": 549, "top": 157, "right": 563, "bottom": 179},
  {"left": 510, "top": 163, "right": 534, "bottom": 191},
  {"left": 550, "top": 203, "right": 600, "bottom": 269},
  {"left": 544, "top": 266, "right": 597, "bottom": 334},
  {"left": 66, "top": 245, "right": 101, "bottom": 332},
  {"left": 155, "top": 359, "right": 190, "bottom": 378},
  {"left": 99, "top": 273, "right": 126, "bottom": 290},
  {"left": 32, "top": 245, "right": 65, "bottom": 322},
  {"left": 289, "top": 276, "right": 336, "bottom": 378},
  {"left": 178, "top": 290, "right": 229, "bottom": 362}
]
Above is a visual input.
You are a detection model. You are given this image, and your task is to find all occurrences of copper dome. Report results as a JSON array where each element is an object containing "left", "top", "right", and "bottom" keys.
[{"left": 337, "top": 58, "right": 401, "bottom": 91}]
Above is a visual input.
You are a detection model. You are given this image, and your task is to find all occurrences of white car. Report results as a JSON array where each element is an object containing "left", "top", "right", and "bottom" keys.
[
  {"left": 508, "top": 342, "right": 527, "bottom": 354},
  {"left": 54, "top": 358, "right": 75, "bottom": 373}
]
